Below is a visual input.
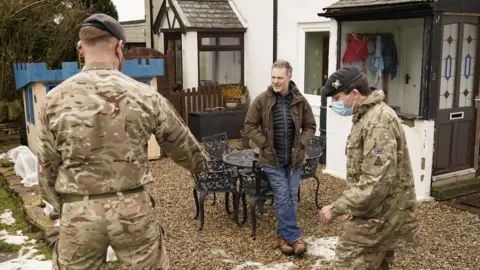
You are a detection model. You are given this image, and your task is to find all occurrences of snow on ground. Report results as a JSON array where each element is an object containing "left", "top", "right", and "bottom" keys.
[
  {"left": 0, "top": 229, "right": 32, "bottom": 245},
  {"left": 0, "top": 229, "right": 52, "bottom": 270},
  {"left": 210, "top": 237, "right": 338, "bottom": 270},
  {"left": 0, "top": 210, "right": 15, "bottom": 226},
  {"left": 305, "top": 236, "right": 338, "bottom": 260},
  {"left": 233, "top": 261, "right": 297, "bottom": 270}
]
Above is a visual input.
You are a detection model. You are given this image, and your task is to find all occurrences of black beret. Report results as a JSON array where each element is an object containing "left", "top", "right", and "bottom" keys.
[
  {"left": 81, "top": 13, "right": 127, "bottom": 43},
  {"left": 323, "top": 66, "right": 363, "bottom": 97}
]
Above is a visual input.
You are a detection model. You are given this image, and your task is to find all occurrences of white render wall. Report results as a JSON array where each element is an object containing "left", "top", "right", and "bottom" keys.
[{"left": 234, "top": 0, "right": 338, "bottom": 138}]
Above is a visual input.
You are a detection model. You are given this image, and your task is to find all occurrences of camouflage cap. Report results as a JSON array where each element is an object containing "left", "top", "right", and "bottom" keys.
[
  {"left": 81, "top": 13, "right": 127, "bottom": 43},
  {"left": 323, "top": 66, "right": 363, "bottom": 97}
]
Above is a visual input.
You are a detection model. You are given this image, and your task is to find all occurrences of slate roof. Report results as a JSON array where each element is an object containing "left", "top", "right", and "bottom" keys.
[
  {"left": 173, "top": 0, "right": 244, "bottom": 29},
  {"left": 326, "top": 0, "right": 428, "bottom": 9}
]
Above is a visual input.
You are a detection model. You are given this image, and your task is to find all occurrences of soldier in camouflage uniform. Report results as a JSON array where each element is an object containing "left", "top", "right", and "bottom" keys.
[
  {"left": 36, "top": 13, "right": 208, "bottom": 270},
  {"left": 319, "top": 66, "right": 419, "bottom": 269}
]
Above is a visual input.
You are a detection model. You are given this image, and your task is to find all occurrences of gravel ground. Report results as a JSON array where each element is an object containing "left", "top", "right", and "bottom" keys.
[{"left": 147, "top": 140, "right": 480, "bottom": 270}]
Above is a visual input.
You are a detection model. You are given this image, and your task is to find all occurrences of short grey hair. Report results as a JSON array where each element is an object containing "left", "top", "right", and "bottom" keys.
[{"left": 272, "top": 59, "right": 293, "bottom": 76}]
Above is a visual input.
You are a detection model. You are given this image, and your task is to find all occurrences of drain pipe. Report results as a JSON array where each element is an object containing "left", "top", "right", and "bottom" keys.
[
  {"left": 149, "top": 0, "right": 155, "bottom": 48},
  {"left": 273, "top": 0, "right": 278, "bottom": 62}
]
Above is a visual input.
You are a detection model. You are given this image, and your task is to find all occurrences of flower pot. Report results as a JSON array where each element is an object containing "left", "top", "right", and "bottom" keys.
[{"left": 225, "top": 99, "right": 240, "bottom": 110}]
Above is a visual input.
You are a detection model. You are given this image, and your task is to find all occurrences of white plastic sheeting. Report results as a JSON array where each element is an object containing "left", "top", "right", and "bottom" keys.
[{"left": 7, "top": 146, "right": 38, "bottom": 187}]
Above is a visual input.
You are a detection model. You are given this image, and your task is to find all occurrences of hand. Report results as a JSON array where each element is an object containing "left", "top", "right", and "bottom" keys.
[
  {"left": 342, "top": 214, "right": 352, "bottom": 221},
  {"left": 49, "top": 211, "right": 59, "bottom": 220},
  {"left": 319, "top": 204, "right": 334, "bottom": 224}
]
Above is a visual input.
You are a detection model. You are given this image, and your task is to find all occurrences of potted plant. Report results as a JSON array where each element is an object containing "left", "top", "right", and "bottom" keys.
[{"left": 221, "top": 85, "right": 242, "bottom": 109}]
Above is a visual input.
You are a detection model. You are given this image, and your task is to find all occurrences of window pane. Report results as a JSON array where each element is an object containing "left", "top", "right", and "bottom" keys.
[
  {"left": 459, "top": 23, "right": 477, "bottom": 108},
  {"left": 219, "top": 37, "right": 240, "bottom": 45},
  {"left": 201, "top": 37, "right": 216, "bottom": 46},
  {"left": 439, "top": 23, "right": 459, "bottom": 110},
  {"left": 304, "top": 32, "right": 329, "bottom": 95},
  {"left": 199, "top": 51, "right": 242, "bottom": 85}
]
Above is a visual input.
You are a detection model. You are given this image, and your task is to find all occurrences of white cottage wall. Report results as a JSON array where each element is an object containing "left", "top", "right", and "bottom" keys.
[
  {"left": 324, "top": 18, "right": 434, "bottom": 201},
  {"left": 183, "top": 32, "right": 199, "bottom": 89},
  {"left": 233, "top": 0, "right": 337, "bottom": 136},
  {"left": 232, "top": 0, "right": 273, "bottom": 100}
]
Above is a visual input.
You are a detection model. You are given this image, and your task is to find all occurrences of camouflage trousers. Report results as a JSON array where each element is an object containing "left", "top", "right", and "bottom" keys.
[
  {"left": 331, "top": 248, "right": 395, "bottom": 270},
  {"left": 52, "top": 190, "right": 169, "bottom": 270}
]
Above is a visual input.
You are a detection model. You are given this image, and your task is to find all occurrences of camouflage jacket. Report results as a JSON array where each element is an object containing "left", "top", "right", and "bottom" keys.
[
  {"left": 332, "top": 90, "right": 419, "bottom": 252},
  {"left": 37, "top": 62, "right": 208, "bottom": 211}
]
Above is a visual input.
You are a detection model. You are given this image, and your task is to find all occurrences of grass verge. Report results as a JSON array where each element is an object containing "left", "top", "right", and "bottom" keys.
[{"left": 0, "top": 187, "right": 52, "bottom": 260}]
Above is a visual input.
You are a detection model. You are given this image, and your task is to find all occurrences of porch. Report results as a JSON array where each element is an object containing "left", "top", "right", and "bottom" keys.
[{"left": 319, "top": 0, "right": 480, "bottom": 201}]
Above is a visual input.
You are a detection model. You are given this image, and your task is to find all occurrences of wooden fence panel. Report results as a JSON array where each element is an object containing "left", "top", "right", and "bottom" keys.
[{"left": 168, "top": 84, "right": 246, "bottom": 125}]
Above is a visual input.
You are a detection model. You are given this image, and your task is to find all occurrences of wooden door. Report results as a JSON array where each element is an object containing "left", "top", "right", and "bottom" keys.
[{"left": 434, "top": 16, "right": 480, "bottom": 175}]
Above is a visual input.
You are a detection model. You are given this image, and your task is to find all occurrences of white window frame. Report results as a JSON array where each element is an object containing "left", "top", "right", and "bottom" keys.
[{"left": 296, "top": 21, "right": 332, "bottom": 108}]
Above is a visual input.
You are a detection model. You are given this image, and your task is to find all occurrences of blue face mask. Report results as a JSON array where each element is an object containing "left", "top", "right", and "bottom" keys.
[{"left": 331, "top": 94, "right": 355, "bottom": 116}]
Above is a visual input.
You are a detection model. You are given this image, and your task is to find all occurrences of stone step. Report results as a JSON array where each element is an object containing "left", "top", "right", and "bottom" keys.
[{"left": 431, "top": 177, "right": 480, "bottom": 201}]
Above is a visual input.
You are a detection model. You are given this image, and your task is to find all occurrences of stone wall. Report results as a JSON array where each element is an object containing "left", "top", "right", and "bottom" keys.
[
  {"left": 0, "top": 122, "right": 21, "bottom": 144},
  {"left": 0, "top": 156, "right": 57, "bottom": 246}
]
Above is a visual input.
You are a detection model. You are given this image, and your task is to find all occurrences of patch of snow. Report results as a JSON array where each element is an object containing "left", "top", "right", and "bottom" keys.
[
  {"left": 0, "top": 229, "right": 29, "bottom": 245},
  {"left": 212, "top": 249, "right": 231, "bottom": 258},
  {"left": 42, "top": 201, "right": 54, "bottom": 216},
  {"left": 233, "top": 261, "right": 297, "bottom": 270},
  {"left": 222, "top": 259, "right": 237, "bottom": 263},
  {"left": 0, "top": 210, "right": 15, "bottom": 225},
  {"left": 233, "top": 261, "right": 263, "bottom": 269},
  {"left": 0, "top": 258, "right": 52, "bottom": 270},
  {"left": 311, "top": 259, "right": 331, "bottom": 270},
  {"left": 305, "top": 236, "right": 338, "bottom": 261},
  {"left": 18, "top": 246, "right": 39, "bottom": 259},
  {"left": 106, "top": 245, "right": 118, "bottom": 262},
  {"left": 0, "top": 244, "right": 52, "bottom": 269}
]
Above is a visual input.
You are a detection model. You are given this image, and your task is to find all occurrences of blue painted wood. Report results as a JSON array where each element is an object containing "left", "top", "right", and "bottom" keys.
[
  {"left": 136, "top": 78, "right": 152, "bottom": 86},
  {"left": 13, "top": 59, "right": 164, "bottom": 90},
  {"left": 43, "top": 83, "right": 61, "bottom": 93}
]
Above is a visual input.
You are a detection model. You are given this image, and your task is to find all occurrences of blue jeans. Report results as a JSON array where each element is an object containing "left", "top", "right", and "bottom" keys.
[{"left": 263, "top": 165, "right": 302, "bottom": 244}]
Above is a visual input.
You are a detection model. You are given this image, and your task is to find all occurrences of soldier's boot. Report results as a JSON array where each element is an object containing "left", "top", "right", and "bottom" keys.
[
  {"left": 277, "top": 236, "right": 294, "bottom": 255},
  {"left": 292, "top": 239, "right": 306, "bottom": 256}
]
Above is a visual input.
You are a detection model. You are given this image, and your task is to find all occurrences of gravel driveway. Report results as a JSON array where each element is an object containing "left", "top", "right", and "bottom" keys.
[{"left": 147, "top": 141, "right": 480, "bottom": 270}]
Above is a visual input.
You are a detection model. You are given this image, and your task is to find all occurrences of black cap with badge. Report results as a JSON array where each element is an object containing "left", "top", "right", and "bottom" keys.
[
  {"left": 81, "top": 13, "right": 127, "bottom": 43},
  {"left": 323, "top": 66, "right": 363, "bottom": 98}
]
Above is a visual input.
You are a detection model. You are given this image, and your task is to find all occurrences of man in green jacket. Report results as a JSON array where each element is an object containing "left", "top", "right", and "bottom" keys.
[
  {"left": 319, "top": 66, "right": 419, "bottom": 269},
  {"left": 244, "top": 60, "right": 317, "bottom": 256}
]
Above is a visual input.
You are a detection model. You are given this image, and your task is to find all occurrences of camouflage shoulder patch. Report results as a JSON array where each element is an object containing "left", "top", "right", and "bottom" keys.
[{"left": 374, "top": 156, "right": 383, "bottom": 166}]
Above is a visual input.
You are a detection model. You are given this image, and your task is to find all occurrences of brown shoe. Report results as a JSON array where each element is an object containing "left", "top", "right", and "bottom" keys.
[
  {"left": 292, "top": 239, "right": 306, "bottom": 256},
  {"left": 277, "top": 236, "right": 294, "bottom": 255}
]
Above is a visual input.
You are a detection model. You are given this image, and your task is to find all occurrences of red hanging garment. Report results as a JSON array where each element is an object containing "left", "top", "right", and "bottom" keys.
[{"left": 342, "top": 36, "right": 369, "bottom": 74}]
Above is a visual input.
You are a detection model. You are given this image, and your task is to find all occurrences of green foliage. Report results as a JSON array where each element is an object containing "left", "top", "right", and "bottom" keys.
[
  {"left": 0, "top": 0, "right": 91, "bottom": 102},
  {"left": 85, "top": 0, "right": 119, "bottom": 20}
]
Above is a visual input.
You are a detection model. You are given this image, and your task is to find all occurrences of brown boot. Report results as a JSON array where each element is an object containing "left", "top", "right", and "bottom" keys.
[
  {"left": 277, "top": 236, "right": 294, "bottom": 255},
  {"left": 292, "top": 239, "right": 306, "bottom": 256}
]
